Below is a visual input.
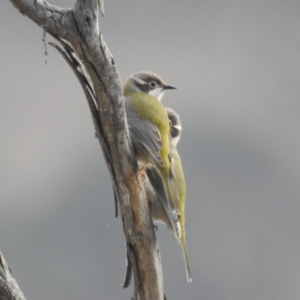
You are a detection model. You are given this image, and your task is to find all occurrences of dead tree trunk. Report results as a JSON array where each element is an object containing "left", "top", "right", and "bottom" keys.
[{"left": 5, "top": 0, "right": 164, "bottom": 299}]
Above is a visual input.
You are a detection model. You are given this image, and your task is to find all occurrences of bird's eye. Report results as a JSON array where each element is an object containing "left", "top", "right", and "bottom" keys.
[
  {"left": 150, "top": 82, "right": 156, "bottom": 87},
  {"left": 169, "top": 120, "right": 172, "bottom": 127}
]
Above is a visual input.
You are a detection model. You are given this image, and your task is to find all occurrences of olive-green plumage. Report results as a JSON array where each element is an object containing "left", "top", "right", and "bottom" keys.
[
  {"left": 166, "top": 107, "right": 192, "bottom": 282},
  {"left": 173, "top": 147, "right": 192, "bottom": 282},
  {"left": 124, "top": 91, "right": 170, "bottom": 173}
]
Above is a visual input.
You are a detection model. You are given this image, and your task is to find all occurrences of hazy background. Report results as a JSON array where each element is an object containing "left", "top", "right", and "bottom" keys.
[{"left": 2, "top": 0, "right": 300, "bottom": 299}]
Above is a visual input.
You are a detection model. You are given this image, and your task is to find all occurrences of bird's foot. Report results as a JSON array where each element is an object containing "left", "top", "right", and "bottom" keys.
[{"left": 139, "top": 166, "right": 146, "bottom": 180}]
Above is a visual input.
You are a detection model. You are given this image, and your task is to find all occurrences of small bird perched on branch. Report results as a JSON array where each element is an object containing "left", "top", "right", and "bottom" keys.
[
  {"left": 145, "top": 107, "right": 192, "bottom": 282},
  {"left": 123, "top": 71, "right": 178, "bottom": 208},
  {"left": 165, "top": 107, "right": 192, "bottom": 282}
]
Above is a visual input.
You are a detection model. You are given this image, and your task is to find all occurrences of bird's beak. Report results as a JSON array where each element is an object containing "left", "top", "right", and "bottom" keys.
[{"left": 163, "top": 84, "right": 176, "bottom": 90}]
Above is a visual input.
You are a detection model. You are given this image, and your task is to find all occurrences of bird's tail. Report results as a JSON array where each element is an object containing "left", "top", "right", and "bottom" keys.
[{"left": 180, "top": 234, "right": 192, "bottom": 282}]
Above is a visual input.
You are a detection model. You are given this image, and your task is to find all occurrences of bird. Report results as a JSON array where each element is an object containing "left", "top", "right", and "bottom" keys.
[
  {"left": 165, "top": 107, "right": 192, "bottom": 282},
  {"left": 123, "top": 72, "right": 178, "bottom": 210},
  {"left": 144, "top": 107, "right": 192, "bottom": 282}
]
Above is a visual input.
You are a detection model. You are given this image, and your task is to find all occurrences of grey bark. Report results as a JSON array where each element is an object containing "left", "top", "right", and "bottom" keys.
[
  {"left": 6, "top": 0, "right": 164, "bottom": 299},
  {"left": 0, "top": 252, "right": 26, "bottom": 300}
]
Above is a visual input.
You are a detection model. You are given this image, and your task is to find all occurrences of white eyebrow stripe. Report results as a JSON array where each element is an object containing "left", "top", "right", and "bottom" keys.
[
  {"left": 131, "top": 75, "right": 146, "bottom": 85},
  {"left": 173, "top": 124, "right": 182, "bottom": 131}
]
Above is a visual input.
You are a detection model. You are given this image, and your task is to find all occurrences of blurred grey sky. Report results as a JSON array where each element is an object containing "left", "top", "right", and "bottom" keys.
[{"left": 2, "top": 0, "right": 300, "bottom": 299}]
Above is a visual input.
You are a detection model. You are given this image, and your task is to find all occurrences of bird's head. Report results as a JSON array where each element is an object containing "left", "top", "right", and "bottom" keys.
[
  {"left": 166, "top": 107, "right": 182, "bottom": 147},
  {"left": 123, "top": 71, "right": 176, "bottom": 101}
]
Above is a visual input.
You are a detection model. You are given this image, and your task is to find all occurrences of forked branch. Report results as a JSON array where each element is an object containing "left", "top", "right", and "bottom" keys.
[{"left": 6, "top": 0, "right": 164, "bottom": 299}]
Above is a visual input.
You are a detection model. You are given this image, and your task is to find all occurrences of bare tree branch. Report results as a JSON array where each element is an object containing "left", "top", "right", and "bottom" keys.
[
  {"left": 7, "top": 0, "right": 164, "bottom": 299},
  {"left": 0, "top": 252, "right": 26, "bottom": 300}
]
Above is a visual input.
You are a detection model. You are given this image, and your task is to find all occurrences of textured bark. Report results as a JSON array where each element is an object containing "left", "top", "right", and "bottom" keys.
[
  {"left": 0, "top": 252, "right": 26, "bottom": 300},
  {"left": 7, "top": 0, "right": 164, "bottom": 299}
]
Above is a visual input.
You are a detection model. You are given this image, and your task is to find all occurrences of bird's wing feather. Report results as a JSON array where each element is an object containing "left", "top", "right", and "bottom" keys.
[
  {"left": 146, "top": 165, "right": 180, "bottom": 243},
  {"left": 125, "top": 98, "right": 163, "bottom": 166}
]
